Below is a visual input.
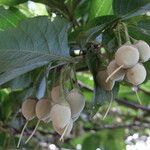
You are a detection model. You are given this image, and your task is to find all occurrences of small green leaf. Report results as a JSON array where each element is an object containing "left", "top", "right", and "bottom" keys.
[{"left": 36, "top": 74, "right": 46, "bottom": 99}]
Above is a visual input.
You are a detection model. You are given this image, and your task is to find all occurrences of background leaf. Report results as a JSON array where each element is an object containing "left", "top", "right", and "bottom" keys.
[{"left": 82, "top": 134, "right": 101, "bottom": 150}]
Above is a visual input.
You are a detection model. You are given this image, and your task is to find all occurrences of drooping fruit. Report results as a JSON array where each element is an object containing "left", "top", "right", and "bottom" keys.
[
  {"left": 21, "top": 98, "right": 37, "bottom": 120},
  {"left": 115, "top": 45, "right": 139, "bottom": 68},
  {"left": 35, "top": 99, "right": 51, "bottom": 122},
  {"left": 126, "top": 63, "right": 146, "bottom": 85},
  {"left": 97, "top": 70, "right": 115, "bottom": 91},
  {"left": 107, "top": 60, "right": 126, "bottom": 81},
  {"left": 18, "top": 98, "right": 37, "bottom": 148},
  {"left": 50, "top": 104, "right": 71, "bottom": 129},
  {"left": 51, "top": 85, "right": 61, "bottom": 105},
  {"left": 66, "top": 89, "right": 85, "bottom": 118},
  {"left": 25, "top": 98, "right": 52, "bottom": 144},
  {"left": 134, "top": 40, "right": 150, "bottom": 62},
  {"left": 53, "top": 119, "right": 73, "bottom": 137}
]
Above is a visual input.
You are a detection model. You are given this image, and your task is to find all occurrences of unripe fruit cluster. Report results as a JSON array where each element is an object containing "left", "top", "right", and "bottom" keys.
[
  {"left": 97, "top": 40, "right": 150, "bottom": 90},
  {"left": 20, "top": 86, "right": 85, "bottom": 144},
  {"left": 50, "top": 86, "right": 85, "bottom": 139}
]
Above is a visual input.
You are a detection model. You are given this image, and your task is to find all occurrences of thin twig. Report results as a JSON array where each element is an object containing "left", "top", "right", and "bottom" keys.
[
  {"left": 116, "top": 99, "right": 150, "bottom": 113},
  {"left": 78, "top": 80, "right": 150, "bottom": 113},
  {"left": 84, "top": 122, "right": 150, "bottom": 131}
]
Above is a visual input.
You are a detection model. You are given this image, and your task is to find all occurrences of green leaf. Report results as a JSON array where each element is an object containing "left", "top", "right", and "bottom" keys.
[
  {"left": 74, "top": 0, "right": 91, "bottom": 22},
  {"left": 82, "top": 134, "right": 101, "bottom": 150},
  {"left": 0, "top": 7, "right": 26, "bottom": 31},
  {"left": 103, "top": 130, "right": 125, "bottom": 150},
  {"left": 70, "top": 15, "right": 118, "bottom": 46},
  {"left": 89, "top": 0, "right": 113, "bottom": 20},
  {"left": 127, "top": 16, "right": 150, "bottom": 43},
  {"left": 0, "top": 16, "right": 70, "bottom": 85},
  {"left": 113, "top": 0, "right": 150, "bottom": 18},
  {"left": 123, "top": 3, "right": 150, "bottom": 20},
  {"left": 1, "top": 73, "right": 32, "bottom": 90},
  {"left": 35, "top": 71, "right": 46, "bottom": 99},
  {"left": 0, "top": 61, "right": 48, "bottom": 85},
  {"left": 94, "top": 83, "right": 119, "bottom": 105},
  {"left": 85, "top": 16, "right": 118, "bottom": 42},
  {"left": 0, "top": 0, "right": 26, "bottom": 6},
  {"left": 102, "top": 29, "right": 118, "bottom": 52}
]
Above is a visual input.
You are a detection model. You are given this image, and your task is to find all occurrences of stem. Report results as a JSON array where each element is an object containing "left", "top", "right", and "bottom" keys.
[
  {"left": 106, "top": 65, "right": 124, "bottom": 82},
  {"left": 59, "top": 122, "right": 70, "bottom": 141},
  {"left": 117, "top": 27, "right": 122, "bottom": 47},
  {"left": 130, "top": 36, "right": 138, "bottom": 44},
  {"left": 45, "top": 66, "right": 51, "bottom": 100},
  {"left": 25, "top": 120, "right": 40, "bottom": 144},
  {"left": 122, "top": 23, "right": 131, "bottom": 44},
  {"left": 72, "top": 64, "right": 80, "bottom": 89},
  {"left": 69, "top": 76, "right": 74, "bottom": 90},
  {"left": 52, "top": 67, "right": 57, "bottom": 87},
  {"left": 103, "top": 92, "right": 113, "bottom": 120},
  {"left": 17, "top": 121, "right": 29, "bottom": 148},
  {"left": 119, "top": 27, "right": 137, "bottom": 44},
  {"left": 135, "top": 90, "right": 142, "bottom": 105},
  {"left": 59, "top": 65, "right": 69, "bottom": 104}
]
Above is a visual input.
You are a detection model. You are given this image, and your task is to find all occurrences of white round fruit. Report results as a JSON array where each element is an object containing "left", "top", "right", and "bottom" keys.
[
  {"left": 107, "top": 60, "right": 126, "bottom": 81},
  {"left": 35, "top": 99, "right": 51, "bottom": 122},
  {"left": 115, "top": 45, "right": 139, "bottom": 68},
  {"left": 50, "top": 104, "right": 71, "bottom": 129},
  {"left": 97, "top": 70, "right": 115, "bottom": 91},
  {"left": 21, "top": 98, "right": 37, "bottom": 120},
  {"left": 126, "top": 63, "right": 146, "bottom": 85},
  {"left": 134, "top": 40, "right": 150, "bottom": 62},
  {"left": 66, "top": 89, "right": 85, "bottom": 118}
]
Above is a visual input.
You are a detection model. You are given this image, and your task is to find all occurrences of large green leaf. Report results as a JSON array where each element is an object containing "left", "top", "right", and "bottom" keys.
[
  {"left": 89, "top": 0, "right": 113, "bottom": 20},
  {"left": 0, "top": 7, "right": 26, "bottom": 31},
  {"left": 0, "top": 16, "right": 70, "bottom": 85},
  {"left": 113, "top": 0, "right": 150, "bottom": 18}
]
